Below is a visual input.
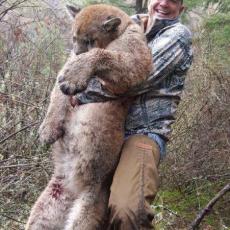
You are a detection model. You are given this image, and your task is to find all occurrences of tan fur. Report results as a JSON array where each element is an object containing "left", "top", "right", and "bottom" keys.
[{"left": 26, "top": 4, "right": 152, "bottom": 230}]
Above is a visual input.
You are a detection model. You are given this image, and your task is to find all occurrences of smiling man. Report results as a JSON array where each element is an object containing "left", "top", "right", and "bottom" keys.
[
  {"left": 151, "top": 0, "right": 184, "bottom": 18},
  {"left": 76, "top": 0, "right": 193, "bottom": 229}
]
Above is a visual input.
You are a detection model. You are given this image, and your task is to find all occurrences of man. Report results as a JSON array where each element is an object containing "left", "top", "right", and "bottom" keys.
[{"left": 77, "top": 0, "right": 193, "bottom": 228}]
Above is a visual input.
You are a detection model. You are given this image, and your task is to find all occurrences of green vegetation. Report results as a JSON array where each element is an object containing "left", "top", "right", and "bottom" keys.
[
  {"left": 203, "top": 13, "right": 230, "bottom": 64},
  {"left": 184, "top": 0, "right": 203, "bottom": 9},
  {"left": 152, "top": 181, "right": 229, "bottom": 229},
  {"left": 185, "top": 0, "right": 230, "bottom": 12},
  {"left": 204, "top": 0, "right": 230, "bottom": 12}
]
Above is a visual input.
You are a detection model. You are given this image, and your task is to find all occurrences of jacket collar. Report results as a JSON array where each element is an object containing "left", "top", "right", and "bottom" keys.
[{"left": 146, "top": 17, "right": 179, "bottom": 42}]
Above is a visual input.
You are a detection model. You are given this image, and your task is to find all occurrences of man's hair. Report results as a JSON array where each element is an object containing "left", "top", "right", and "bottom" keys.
[{"left": 148, "top": 0, "right": 183, "bottom": 4}]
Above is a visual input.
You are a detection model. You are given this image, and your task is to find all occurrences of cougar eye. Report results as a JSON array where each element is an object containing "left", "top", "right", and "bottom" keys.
[{"left": 84, "top": 39, "right": 95, "bottom": 46}]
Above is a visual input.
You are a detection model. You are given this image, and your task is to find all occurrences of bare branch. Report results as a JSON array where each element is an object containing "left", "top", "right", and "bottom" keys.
[
  {"left": 0, "top": 0, "right": 28, "bottom": 21},
  {"left": 0, "top": 121, "right": 40, "bottom": 144},
  {"left": 190, "top": 183, "right": 230, "bottom": 229}
]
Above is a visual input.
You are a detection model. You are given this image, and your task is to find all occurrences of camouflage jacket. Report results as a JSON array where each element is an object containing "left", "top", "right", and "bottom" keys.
[{"left": 76, "top": 17, "right": 193, "bottom": 158}]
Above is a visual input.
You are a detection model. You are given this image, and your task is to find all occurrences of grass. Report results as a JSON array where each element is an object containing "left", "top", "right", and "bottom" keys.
[{"left": 152, "top": 181, "right": 230, "bottom": 229}]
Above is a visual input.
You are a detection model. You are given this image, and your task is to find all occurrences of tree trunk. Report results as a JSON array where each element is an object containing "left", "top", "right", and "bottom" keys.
[{"left": 135, "top": 0, "right": 143, "bottom": 13}]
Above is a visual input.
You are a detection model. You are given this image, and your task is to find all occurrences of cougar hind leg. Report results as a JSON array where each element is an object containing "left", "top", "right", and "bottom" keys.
[
  {"left": 26, "top": 175, "right": 75, "bottom": 230},
  {"left": 65, "top": 183, "right": 110, "bottom": 230}
]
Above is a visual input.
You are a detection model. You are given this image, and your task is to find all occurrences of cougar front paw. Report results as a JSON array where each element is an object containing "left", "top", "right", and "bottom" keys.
[
  {"left": 39, "top": 121, "right": 64, "bottom": 145},
  {"left": 58, "top": 75, "right": 88, "bottom": 95}
]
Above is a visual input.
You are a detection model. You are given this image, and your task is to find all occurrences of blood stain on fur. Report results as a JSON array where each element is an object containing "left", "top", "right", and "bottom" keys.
[{"left": 50, "top": 182, "right": 64, "bottom": 199}]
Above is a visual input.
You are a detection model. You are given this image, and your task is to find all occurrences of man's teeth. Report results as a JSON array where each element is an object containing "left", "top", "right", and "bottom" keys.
[{"left": 157, "top": 10, "right": 168, "bottom": 14}]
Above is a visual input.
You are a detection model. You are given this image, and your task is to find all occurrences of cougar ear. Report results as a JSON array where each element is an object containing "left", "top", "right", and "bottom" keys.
[
  {"left": 66, "top": 4, "right": 81, "bottom": 19},
  {"left": 103, "top": 17, "right": 121, "bottom": 32}
]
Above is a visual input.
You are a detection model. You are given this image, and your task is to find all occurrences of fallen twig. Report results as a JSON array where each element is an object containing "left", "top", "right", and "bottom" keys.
[
  {"left": 190, "top": 183, "right": 230, "bottom": 229},
  {"left": 0, "top": 213, "right": 26, "bottom": 224},
  {"left": 162, "top": 206, "right": 180, "bottom": 217}
]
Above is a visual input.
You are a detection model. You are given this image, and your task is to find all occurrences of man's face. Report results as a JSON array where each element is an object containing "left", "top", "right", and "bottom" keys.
[{"left": 148, "top": 0, "right": 184, "bottom": 19}]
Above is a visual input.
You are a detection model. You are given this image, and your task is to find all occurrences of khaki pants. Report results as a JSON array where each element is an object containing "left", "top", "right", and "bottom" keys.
[{"left": 107, "top": 135, "right": 160, "bottom": 230}]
